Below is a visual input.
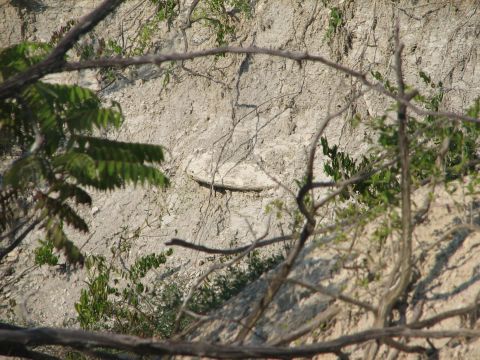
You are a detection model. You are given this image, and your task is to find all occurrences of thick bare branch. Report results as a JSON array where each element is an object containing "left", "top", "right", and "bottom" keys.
[
  {"left": 1, "top": 325, "right": 480, "bottom": 359},
  {"left": 374, "top": 21, "right": 413, "bottom": 328},
  {"left": 2, "top": 44, "right": 478, "bottom": 126},
  {"left": 410, "top": 302, "right": 480, "bottom": 330}
]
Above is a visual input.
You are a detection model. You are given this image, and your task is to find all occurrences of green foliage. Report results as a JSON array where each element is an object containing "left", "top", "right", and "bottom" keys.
[
  {"left": 193, "top": 0, "right": 252, "bottom": 46},
  {"left": 34, "top": 239, "right": 59, "bottom": 266},
  {"left": 0, "top": 42, "right": 52, "bottom": 81},
  {"left": 75, "top": 247, "right": 283, "bottom": 338},
  {"left": 321, "top": 136, "right": 399, "bottom": 207},
  {"left": 322, "top": 70, "right": 480, "bottom": 216},
  {"left": 0, "top": 42, "right": 169, "bottom": 264},
  {"left": 150, "top": 0, "right": 179, "bottom": 24},
  {"left": 190, "top": 250, "right": 284, "bottom": 315},
  {"left": 325, "top": 7, "right": 344, "bottom": 41},
  {"left": 371, "top": 70, "right": 396, "bottom": 93}
]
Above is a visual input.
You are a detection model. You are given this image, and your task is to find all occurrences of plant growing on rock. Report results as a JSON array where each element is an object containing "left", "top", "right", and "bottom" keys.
[
  {"left": 0, "top": 42, "right": 168, "bottom": 264},
  {"left": 2, "top": 1, "right": 480, "bottom": 360}
]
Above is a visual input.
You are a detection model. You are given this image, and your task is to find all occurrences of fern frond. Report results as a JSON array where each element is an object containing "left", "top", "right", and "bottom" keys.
[
  {"left": 0, "top": 188, "right": 22, "bottom": 232},
  {"left": 97, "top": 160, "right": 169, "bottom": 187},
  {"left": 75, "top": 136, "right": 165, "bottom": 164},
  {"left": 53, "top": 151, "right": 123, "bottom": 190},
  {"left": 22, "top": 84, "right": 62, "bottom": 154},
  {"left": 53, "top": 152, "right": 97, "bottom": 179},
  {"left": 24, "top": 83, "right": 123, "bottom": 135},
  {"left": 65, "top": 102, "right": 123, "bottom": 131},
  {"left": 0, "top": 42, "right": 52, "bottom": 80}
]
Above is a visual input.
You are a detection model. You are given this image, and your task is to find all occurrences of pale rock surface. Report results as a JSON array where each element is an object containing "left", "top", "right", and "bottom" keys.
[{"left": 1, "top": 0, "right": 480, "bottom": 358}]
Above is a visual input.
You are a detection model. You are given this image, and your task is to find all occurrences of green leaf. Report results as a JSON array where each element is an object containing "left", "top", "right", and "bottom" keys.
[
  {"left": 419, "top": 71, "right": 431, "bottom": 85},
  {"left": 75, "top": 136, "right": 165, "bottom": 164},
  {"left": 50, "top": 182, "right": 92, "bottom": 205},
  {"left": 0, "top": 42, "right": 52, "bottom": 80},
  {"left": 53, "top": 151, "right": 97, "bottom": 180},
  {"left": 34, "top": 239, "right": 59, "bottom": 266}
]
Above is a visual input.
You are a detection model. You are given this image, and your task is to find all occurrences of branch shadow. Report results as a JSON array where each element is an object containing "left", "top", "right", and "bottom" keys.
[{"left": 413, "top": 202, "right": 480, "bottom": 304}]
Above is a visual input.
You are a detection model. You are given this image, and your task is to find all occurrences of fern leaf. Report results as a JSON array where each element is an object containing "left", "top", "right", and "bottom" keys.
[
  {"left": 54, "top": 151, "right": 124, "bottom": 190},
  {"left": 96, "top": 160, "right": 169, "bottom": 187},
  {"left": 53, "top": 152, "right": 97, "bottom": 179},
  {"left": 75, "top": 136, "right": 165, "bottom": 164},
  {"left": 0, "top": 188, "right": 22, "bottom": 232},
  {"left": 0, "top": 42, "right": 52, "bottom": 80},
  {"left": 65, "top": 103, "right": 123, "bottom": 131}
]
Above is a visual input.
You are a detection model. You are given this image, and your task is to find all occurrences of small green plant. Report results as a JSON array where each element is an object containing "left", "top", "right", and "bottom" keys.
[
  {"left": 193, "top": 0, "right": 252, "bottom": 46},
  {"left": 325, "top": 7, "right": 343, "bottom": 41},
  {"left": 34, "top": 239, "right": 59, "bottom": 266},
  {"left": 150, "top": 0, "right": 179, "bottom": 25},
  {"left": 75, "top": 249, "right": 174, "bottom": 334},
  {"left": 75, "top": 246, "right": 283, "bottom": 338},
  {"left": 321, "top": 136, "right": 399, "bottom": 207},
  {"left": 323, "top": 70, "right": 480, "bottom": 212}
]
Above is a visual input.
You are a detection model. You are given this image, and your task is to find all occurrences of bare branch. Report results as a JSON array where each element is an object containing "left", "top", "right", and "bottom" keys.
[
  {"left": 0, "top": 0, "right": 123, "bottom": 100},
  {"left": 166, "top": 235, "right": 292, "bottom": 255},
  {"left": 166, "top": 220, "right": 350, "bottom": 255},
  {"left": 409, "top": 301, "right": 480, "bottom": 330},
  {"left": 1, "top": 325, "right": 480, "bottom": 359},
  {"left": 374, "top": 20, "right": 413, "bottom": 328},
  {"left": 2, "top": 43, "right": 478, "bottom": 127},
  {"left": 42, "top": 51, "right": 480, "bottom": 125}
]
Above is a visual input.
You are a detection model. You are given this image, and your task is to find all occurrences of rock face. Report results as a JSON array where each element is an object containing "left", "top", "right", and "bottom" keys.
[
  {"left": 2, "top": 0, "right": 480, "bottom": 358},
  {"left": 186, "top": 151, "right": 278, "bottom": 191}
]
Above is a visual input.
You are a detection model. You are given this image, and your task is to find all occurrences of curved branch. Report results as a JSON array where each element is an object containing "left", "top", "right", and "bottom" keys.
[
  {"left": 2, "top": 45, "right": 478, "bottom": 125},
  {"left": 1, "top": 325, "right": 480, "bottom": 359},
  {"left": 0, "top": 0, "right": 123, "bottom": 100}
]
